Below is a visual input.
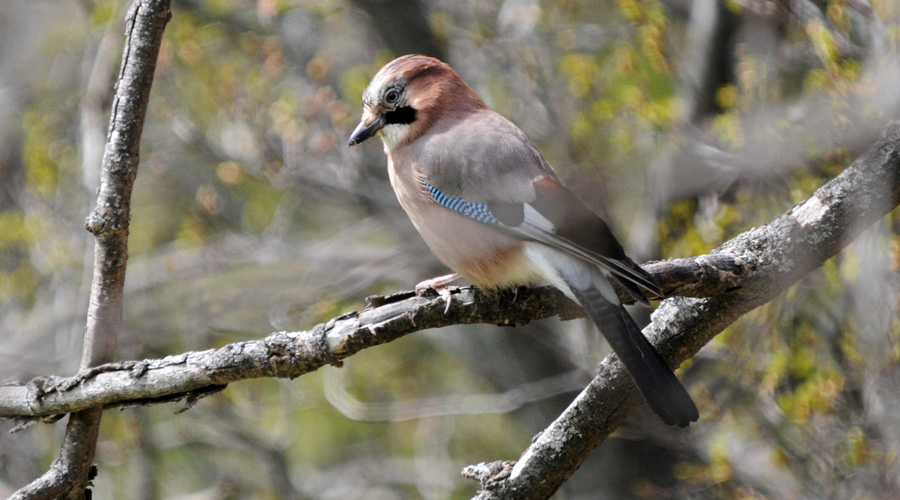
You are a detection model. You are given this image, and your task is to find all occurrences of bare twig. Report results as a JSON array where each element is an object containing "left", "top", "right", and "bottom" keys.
[
  {"left": 9, "top": 1, "right": 171, "bottom": 499},
  {"left": 0, "top": 285, "right": 578, "bottom": 419}
]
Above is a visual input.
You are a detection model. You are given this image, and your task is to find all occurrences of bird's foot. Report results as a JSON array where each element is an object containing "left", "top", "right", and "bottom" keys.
[{"left": 415, "top": 273, "right": 462, "bottom": 314}]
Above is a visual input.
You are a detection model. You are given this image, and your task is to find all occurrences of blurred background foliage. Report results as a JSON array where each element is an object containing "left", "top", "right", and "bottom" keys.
[{"left": 1, "top": 0, "right": 899, "bottom": 498}]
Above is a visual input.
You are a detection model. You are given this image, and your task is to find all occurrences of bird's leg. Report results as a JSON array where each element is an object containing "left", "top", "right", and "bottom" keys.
[{"left": 415, "top": 273, "right": 462, "bottom": 313}]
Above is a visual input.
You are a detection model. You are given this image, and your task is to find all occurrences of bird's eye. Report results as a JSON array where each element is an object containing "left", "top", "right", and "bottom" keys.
[{"left": 385, "top": 89, "right": 401, "bottom": 104}]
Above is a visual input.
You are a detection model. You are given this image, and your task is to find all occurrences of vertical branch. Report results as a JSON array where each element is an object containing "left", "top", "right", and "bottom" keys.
[
  {"left": 82, "top": 0, "right": 170, "bottom": 369},
  {"left": 10, "top": 1, "right": 172, "bottom": 499}
]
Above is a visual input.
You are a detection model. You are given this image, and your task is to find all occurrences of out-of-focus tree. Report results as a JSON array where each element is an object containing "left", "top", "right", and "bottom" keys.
[{"left": 1, "top": 0, "right": 898, "bottom": 499}]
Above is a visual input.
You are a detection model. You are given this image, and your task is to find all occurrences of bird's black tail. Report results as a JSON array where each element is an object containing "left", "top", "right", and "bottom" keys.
[{"left": 569, "top": 284, "right": 699, "bottom": 427}]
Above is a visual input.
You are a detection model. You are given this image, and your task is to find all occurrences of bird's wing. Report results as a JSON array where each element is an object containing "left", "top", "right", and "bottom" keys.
[
  {"left": 413, "top": 109, "right": 552, "bottom": 204},
  {"left": 415, "top": 110, "right": 662, "bottom": 301}
]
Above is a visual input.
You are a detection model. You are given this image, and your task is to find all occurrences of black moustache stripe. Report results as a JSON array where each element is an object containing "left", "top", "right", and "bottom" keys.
[{"left": 384, "top": 106, "right": 417, "bottom": 125}]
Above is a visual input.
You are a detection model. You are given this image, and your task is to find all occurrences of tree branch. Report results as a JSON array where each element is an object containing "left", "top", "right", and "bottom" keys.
[
  {"left": 8, "top": 1, "right": 171, "bottom": 499},
  {"left": 0, "top": 250, "right": 752, "bottom": 422}
]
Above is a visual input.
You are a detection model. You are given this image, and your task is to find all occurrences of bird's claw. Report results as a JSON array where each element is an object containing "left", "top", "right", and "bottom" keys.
[
  {"left": 415, "top": 273, "right": 461, "bottom": 314},
  {"left": 436, "top": 286, "right": 453, "bottom": 313}
]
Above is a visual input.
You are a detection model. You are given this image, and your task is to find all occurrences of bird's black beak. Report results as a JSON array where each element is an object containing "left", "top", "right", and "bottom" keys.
[{"left": 348, "top": 115, "right": 384, "bottom": 147}]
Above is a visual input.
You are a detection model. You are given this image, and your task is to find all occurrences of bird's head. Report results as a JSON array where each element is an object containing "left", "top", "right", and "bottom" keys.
[{"left": 348, "top": 55, "right": 485, "bottom": 151}]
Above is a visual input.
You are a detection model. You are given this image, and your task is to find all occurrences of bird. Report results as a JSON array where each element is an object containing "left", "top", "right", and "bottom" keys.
[{"left": 348, "top": 54, "right": 698, "bottom": 427}]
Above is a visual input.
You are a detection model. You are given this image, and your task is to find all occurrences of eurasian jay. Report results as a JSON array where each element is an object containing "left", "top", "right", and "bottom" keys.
[{"left": 348, "top": 55, "right": 699, "bottom": 427}]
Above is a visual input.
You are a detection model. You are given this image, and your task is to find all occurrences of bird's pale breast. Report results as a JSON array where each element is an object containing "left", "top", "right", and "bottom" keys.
[{"left": 387, "top": 152, "right": 541, "bottom": 289}]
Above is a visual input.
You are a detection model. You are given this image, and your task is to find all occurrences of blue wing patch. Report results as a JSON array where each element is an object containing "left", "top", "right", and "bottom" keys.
[{"left": 423, "top": 183, "right": 499, "bottom": 224}]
